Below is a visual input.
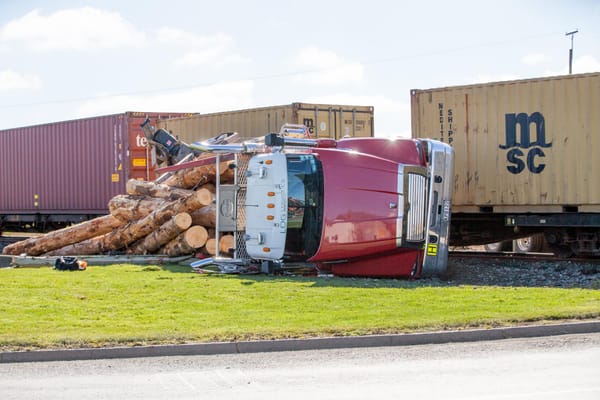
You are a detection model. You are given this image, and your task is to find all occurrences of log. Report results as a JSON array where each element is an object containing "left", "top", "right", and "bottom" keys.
[
  {"left": 161, "top": 226, "right": 208, "bottom": 256},
  {"left": 101, "top": 188, "right": 213, "bottom": 251},
  {"left": 127, "top": 213, "right": 192, "bottom": 255},
  {"left": 198, "top": 183, "right": 216, "bottom": 194},
  {"left": 192, "top": 188, "right": 215, "bottom": 206},
  {"left": 189, "top": 204, "right": 216, "bottom": 228},
  {"left": 108, "top": 195, "right": 165, "bottom": 222},
  {"left": 44, "top": 233, "right": 109, "bottom": 256},
  {"left": 164, "top": 160, "right": 234, "bottom": 189},
  {"left": 219, "top": 162, "right": 236, "bottom": 184},
  {"left": 199, "top": 234, "right": 233, "bottom": 257},
  {"left": 203, "top": 238, "right": 217, "bottom": 256},
  {"left": 219, "top": 234, "right": 235, "bottom": 254},
  {"left": 2, "top": 215, "right": 124, "bottom": 256},
  {"left": 125, "top": 179, "right": 194, "bottom": 200}
]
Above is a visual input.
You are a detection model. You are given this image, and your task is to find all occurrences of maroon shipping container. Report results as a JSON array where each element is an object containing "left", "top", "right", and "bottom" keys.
[{"left": 0, "top": 112, "right": 186, "bottom": 231}]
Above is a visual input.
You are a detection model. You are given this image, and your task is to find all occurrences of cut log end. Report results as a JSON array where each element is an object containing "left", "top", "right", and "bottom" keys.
[
  {"left": 204, "top": 238, "right": 217, "bottom": 255},
  {"left": 173, "top": 213, "right": 193, "bottom": 230},
  {"left": 195, "top": 188, "right": 215, "bottom": 207},
  {"left": 219, "top": 234, "right": 235, "bottom": 254},
  {"left": 184, "top": 226, "right": 209, "bottom": 249}
]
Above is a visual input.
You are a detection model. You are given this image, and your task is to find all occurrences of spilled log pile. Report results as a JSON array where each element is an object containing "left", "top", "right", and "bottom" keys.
[{"left": 2, "top": 157, "right": 235, "bottom": 259}]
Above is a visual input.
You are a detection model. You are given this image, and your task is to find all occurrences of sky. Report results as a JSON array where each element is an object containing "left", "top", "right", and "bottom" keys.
[{"left": 0, "top": 0, "right": 599, "bottom": 137}]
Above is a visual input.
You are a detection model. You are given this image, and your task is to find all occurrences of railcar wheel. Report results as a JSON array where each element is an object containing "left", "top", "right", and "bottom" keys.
[{"left": 515, "top": 234, "right": 545, "bottom": 253}]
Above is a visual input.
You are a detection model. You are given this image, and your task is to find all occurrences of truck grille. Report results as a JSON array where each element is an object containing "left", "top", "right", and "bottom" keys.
[
  {"left": 406, "top": 173, "right": 427, "bottom": 242},
  {"left": 235, "top": 154, "right": 250, "bottom": 260}
]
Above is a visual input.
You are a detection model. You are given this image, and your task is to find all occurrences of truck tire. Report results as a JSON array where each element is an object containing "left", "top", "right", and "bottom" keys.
[{"left": 515, "top": 234, "right": 545, "bottom": 253}]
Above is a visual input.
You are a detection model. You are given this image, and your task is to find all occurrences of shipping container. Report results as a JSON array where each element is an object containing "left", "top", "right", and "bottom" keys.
[
  {"left": 157, "top": 103, "right": 374, "bottom": 143},
  {"left": 411, "top": 72, "right": 600, "bottom": 256},
  {"left": 0, "top": 112, "right": 186, "bottom": 230}
]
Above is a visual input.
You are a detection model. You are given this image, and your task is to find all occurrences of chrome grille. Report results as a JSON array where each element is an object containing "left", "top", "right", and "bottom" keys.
[
  {"left": 234, "top": 153, "right": 250, "bottom": 260},
  {"left": 406, "top": 173, "right": 427, "bottom": 242}
]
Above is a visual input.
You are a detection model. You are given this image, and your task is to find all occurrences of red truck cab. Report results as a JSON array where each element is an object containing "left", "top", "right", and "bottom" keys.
[{"left": 189, "top": 128, "right": 454, "bottom": 278}]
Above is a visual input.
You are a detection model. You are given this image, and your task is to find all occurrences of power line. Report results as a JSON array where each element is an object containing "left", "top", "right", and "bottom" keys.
[{"left": 0, "top": 30, "right": 565, "bottom": 110}]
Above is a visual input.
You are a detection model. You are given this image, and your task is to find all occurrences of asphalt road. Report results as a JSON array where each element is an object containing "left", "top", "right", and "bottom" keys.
[{"left": 1, "top": 333, "right": 599, "bottom": 400}]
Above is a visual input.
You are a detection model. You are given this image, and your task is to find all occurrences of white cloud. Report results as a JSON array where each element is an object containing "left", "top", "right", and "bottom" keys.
[
  {"left": 471, "top": 55, "right": 600, "bottom": 84},
  {"left": 541, "top": 54, "right": 600, "bottom": 77},
  {"left": 0, "top": 69, "right": 42, "bottom": 91},
  {"left": 174, "top": 49, "right": 249, "bottom": 69},
  {"left": 157, "top": 27, "right": 249, "bottom": 69},
  {"left": 291, "top": 46, "right": 365, "bottom": 86},
  {"left": 157, "top": 28, "right": 230, "bottom": 48},
  {"left": 76, "top": 80, "right": 255, "bottom": 117},
  {"left": 0, "top": 8, "right": 145, "bottom": 52},
  {"left": 573, "top": 55, "right": 600, "bottom": 73},
  {"left": 521, "top": 53, "right": 550, "bottom": 66}
]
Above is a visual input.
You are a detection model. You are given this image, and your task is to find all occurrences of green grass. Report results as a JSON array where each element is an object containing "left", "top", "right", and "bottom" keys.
[{"left": 0, "top": 264, "right": 599, "bottom": 350}]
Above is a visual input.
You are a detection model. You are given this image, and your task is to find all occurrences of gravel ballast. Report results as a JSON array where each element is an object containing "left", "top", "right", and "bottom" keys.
[{"left": 443, "top": 255, "right": 600, "bottom": 289}]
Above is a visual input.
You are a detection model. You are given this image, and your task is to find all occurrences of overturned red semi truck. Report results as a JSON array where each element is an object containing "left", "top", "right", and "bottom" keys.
[{"left": 151, "top": 125, "right": 454, "bottom": 278}]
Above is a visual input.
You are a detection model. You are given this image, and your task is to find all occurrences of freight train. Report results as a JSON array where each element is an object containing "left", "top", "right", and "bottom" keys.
[
  {"left": 2, "top": 74, "right": 599, "bottom": 261},
  {"left": 411, "top": 72, "right": 600, "bottom": 257}
]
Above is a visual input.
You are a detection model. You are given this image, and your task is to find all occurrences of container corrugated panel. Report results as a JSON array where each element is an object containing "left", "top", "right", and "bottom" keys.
[
  {"left": 0, "top": 112, "right": 185, "bottom": 216},
  {"left": 411, "top": 72, "right": 600, "bottom": 213},
  {"left": 157, "top": 103, "right": 374, "bottom": 143},
  {"left": 0, "top": 114, "right": 127, "bottom": 214}
]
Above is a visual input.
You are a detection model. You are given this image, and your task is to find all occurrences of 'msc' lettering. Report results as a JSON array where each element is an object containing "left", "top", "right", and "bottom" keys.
[{"left": 500, "top": 112, "right": 552, "bottom": 175}]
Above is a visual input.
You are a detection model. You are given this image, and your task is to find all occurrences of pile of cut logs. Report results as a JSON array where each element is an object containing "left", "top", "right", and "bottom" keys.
[{"left": 2, "top": 157, "right": 235, "bottom": 259}]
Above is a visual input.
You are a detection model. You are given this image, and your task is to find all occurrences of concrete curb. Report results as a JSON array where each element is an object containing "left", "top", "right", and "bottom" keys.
[{"left": 2, "top": 320, "right": 599, "bottom": 363}]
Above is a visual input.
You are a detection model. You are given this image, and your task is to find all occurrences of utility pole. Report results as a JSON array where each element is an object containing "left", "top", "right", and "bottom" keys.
[{"left": 565, "top": 29, "right": 578, "bottom": 74}]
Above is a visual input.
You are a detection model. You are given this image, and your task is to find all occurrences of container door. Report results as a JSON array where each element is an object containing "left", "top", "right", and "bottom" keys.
[
  {"left": 126, "top": 114, "right": 154, "bottom": 181},
  {"left": 295, "top": 105, "right": 373, "bottom": 139}
]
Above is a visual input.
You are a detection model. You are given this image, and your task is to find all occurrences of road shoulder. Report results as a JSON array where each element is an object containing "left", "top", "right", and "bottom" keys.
[{"left": 2, "top": 320, "right": 599, "bottom": 363}]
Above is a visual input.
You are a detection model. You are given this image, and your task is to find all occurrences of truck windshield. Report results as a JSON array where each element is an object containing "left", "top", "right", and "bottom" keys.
[{"left": 284, "top": 154, "right": 323, "bottom": 260}]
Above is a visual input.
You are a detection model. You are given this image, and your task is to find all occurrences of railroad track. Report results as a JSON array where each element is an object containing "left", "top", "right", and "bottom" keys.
[
  {"left": 449, "top": 249, "right": 600, "bottom": 264},
  {"left": 451, "top": 249, "right": 556, "bottom": 261},
  {"left": 446, "top": 250, "right": 600, "bottom": 288}
]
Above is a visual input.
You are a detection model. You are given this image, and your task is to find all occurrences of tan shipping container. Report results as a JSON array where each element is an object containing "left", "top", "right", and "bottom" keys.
[
  {"left": 411, "top": 72, "right": 600, "bottom": 214},
  {"left": 157, "top": 102, "right": 374, "bottom": 143}
]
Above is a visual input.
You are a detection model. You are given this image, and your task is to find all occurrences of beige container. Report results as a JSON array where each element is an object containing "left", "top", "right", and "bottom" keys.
[
  {"left": 411, "top": 72, "right": 600, "bottom": 213},
  {"left": 157, "top": 102, "right": 374, "bottom": 143}
]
